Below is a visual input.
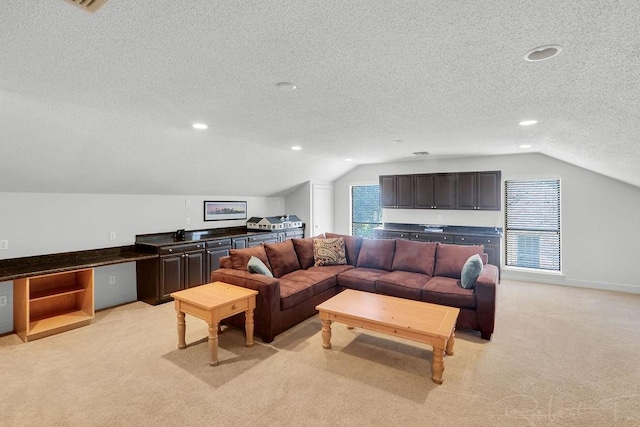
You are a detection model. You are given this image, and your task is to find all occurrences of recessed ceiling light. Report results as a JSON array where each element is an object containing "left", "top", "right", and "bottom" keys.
[
  {"left": 345, "top": 158, "right": 353, "bottom": 162},
  {"left": 412, "top": 151, "right": 429, "bottom": 156},
  {"left": 392, "top": 139, "right": 402, "bottom": 144},
  {"left": 519, "top": 120, "right": 538, "bottom": 126},
  {"left": 277, "top": 82, "right": 297, "bottom": 91},
  {"left": 519, "top": 144, "right": 532, "bottom": 149},
  {"left": 192, "top": 123, "right": 208, "bottom": 130},
  {"left": 524, "top": 45, "right": 562, "bottom": 62},
  {"left": 291, "top": 146, "right": 302, "bottom": 151}
]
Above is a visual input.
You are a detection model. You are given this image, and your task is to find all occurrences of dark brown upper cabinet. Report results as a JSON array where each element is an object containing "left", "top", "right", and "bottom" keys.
[
  {"left": 456, "top": 171, "right": 501, "bottom": 210},
  {"left": 414, "top": 173, "right": 456, "bottom": 209},
  {"left": 379, "top": 175, "right": 413, "bottom": 208},
  {"left": 381, "top": 170, "right": 501, "bottom": 211}
]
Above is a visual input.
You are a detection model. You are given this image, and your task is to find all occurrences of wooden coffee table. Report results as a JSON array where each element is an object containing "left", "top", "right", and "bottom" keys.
[
  {"left": 170, "top": 281, "right": 258, "bottom": 366},
  {"left": 316, "top": 289, "right": 460, "bottom": 384}
]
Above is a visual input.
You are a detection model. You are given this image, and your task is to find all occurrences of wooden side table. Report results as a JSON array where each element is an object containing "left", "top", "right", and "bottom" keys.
[{"left": 170, "top": 281, "right": 258, "bottom": 366}]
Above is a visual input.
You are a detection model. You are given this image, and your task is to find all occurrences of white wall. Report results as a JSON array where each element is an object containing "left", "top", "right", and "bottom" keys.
[
  {"left": 0, "top": 193, "right": 284, "bottom": 259},
  {"left": 284, "top": 181, "right": 312, "bottom": 237},
  {"left": 334, "top": 153, "right": 640, "bottom": 294},
  {"left": 0, "top": 192, "right": 284, "bottom": 334}
]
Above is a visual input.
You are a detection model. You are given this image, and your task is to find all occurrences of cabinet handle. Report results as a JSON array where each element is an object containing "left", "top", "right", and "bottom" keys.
[
  {"left": 443, "top": 237, "right": 447, "bottom": 240},
  {"left": 461, "top": 237, "right": 465, "bottom": 241},
  {"left": 231, "top": 304, "right": 237, "bottom": 310},
  {"left": 488, "top": 239, "right": 491, "bottom": 243},
  {"left": 168, "top": 249, "right": 173, "bottom": 253}
]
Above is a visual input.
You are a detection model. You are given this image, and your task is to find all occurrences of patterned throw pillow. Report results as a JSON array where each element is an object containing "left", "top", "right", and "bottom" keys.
[{"left": 313, "top": 238, "right": 347, "bottom": 266}]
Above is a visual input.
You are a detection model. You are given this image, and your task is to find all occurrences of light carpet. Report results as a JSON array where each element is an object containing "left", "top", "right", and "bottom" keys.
[{"left": 1, "top": 280, "right": 639, "bottom": 426}]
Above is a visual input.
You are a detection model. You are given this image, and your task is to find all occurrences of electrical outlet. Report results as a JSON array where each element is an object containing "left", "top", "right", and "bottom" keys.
[
  {"left": 109, "top": 232, "right": 116, "bottom": 241},
  {"left": 0, "top": 239, "right": 8, "bottom": 250},
  {"left": 109, "top": 275, "right": 116, "bottom": 285},
  {"left": 185, "top": 199, "right": 191, "bottom": 207},
  {"left": 185, "top": 217, "right": 191, "bottom": 225},
  {"left": 0, "top": 295, "right": 7, "bottom": 307}
]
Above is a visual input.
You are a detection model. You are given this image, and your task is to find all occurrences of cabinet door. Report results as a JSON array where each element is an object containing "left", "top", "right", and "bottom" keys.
[
  {"left": 434, "top": 174, "right": 456, "bottom": 209},
  {"left": 456, "top": 172, "right": 477, "bottom": 210},
  {"left": 477, "top": 171, "right": 501, "bottom": 210},
  {"left": 159, "top": 255, "right": 183, "bottom": 300},
  {"left": 414, "top": 174, "right": 435, "bottom": 208},
  {"left": 379, "top": 175, "right": 397, "bottom": 208},
  {"left": 232, "top": 237, "right": 247, "bottom": 249},
  {"left": 206, "top": 247, "right": 229, "bottom": 276},
  {"left": 184, "top": 250, "right": 205, "bottom": 288},
  {"left": 396, "top": 175, "right": 414, "bottom": 208}
]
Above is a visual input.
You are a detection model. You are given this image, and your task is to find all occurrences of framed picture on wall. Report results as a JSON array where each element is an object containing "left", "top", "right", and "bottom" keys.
[{"left": 204, "top": 201, "right": 247, "bottom": 221}]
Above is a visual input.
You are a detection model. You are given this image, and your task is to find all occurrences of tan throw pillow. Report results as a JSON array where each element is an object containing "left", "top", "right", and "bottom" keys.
[{"left": 313, "top": 238, "right": 347, "bottom": 266}]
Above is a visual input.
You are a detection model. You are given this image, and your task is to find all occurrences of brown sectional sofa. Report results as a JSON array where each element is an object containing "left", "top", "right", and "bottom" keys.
[{"left": 210, "top": 233, "right": 499, "bottom": 343}]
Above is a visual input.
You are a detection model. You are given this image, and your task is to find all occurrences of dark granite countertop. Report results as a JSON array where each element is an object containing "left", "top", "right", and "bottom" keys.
[
  {"left": 135, "top": 226, "right": 301, "bottom": 248},
  {"left": 377, "top": 223, "right": 502, "bottom": 237},
  {"left": 0, "top": 246, "right": 158, "bottom": 282}
]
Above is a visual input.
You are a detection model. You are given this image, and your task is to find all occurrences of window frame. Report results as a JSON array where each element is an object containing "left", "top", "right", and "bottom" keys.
[
  {"left": 350, "top": 184, "right": 383, "bottom": 238},
  {"left": 504, "top": 178, "right": 562, "bottom": 274}
]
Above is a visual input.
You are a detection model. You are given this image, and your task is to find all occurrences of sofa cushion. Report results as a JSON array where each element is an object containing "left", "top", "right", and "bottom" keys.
[
  {"left": 422, "top": 276, "right": 476, "bottom": 308},
  {"left": 325, "top": 233, "right": 364, "bottom": 265},
  {"left": 278, "top": 278, "right": 314, "bottom": 311},
  {"left": 291, "top": 238, "right": 315, "bottom": 269},
  {"left": 356, "top": 239, "right": 396, "bottom": 271},
  {"left": 433, "top": 244, "right": 484, "bottom": 279},
  {"left": 391, "top": 239, "right": 438, "bottom": 276},
  {"left": 282, "top": 269, "right": 337, "bottom": 296},
  {"left": 313, "top": 238, "right": 347, "bottom": 266},
  {"left": 247, "top": 256, "right": 273, "bottom": 277},
  {"left": 307, "top": 264, "right": 354, "bottom": 275},
  {"left": 229, "top": 245, "right": 272, "bottom": 272},
  {"left": 336, "top": 268, "right": 388, "bottom": 293},
  {"left": 460, "top": 254, "right": 483, "bottom": 289},
  {"left": 264, "top": 240, "right": 301, "bottom": 278},
  {"left": 375, "top": 271, "right": 431, "bottom": 301}
]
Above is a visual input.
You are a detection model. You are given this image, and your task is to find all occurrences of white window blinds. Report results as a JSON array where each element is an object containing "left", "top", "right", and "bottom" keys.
[{"left": 505, "top": 179, "right": 561, "bottom": 271}]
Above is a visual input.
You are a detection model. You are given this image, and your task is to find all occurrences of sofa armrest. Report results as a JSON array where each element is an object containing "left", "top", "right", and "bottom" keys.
[
  {"left": 209, "top": 268, "right": 281, "bottom": 341},
  {"left": 474, "top": 264, "right": 498, "bottom": 340},
  {"left": 220, "top": 255, "right": 232, "bottom": 269}
]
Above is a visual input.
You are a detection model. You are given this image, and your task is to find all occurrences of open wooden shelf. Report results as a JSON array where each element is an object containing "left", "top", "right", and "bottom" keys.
[{"left": 14, "top": 268, "right": 94, "bottom": 342}]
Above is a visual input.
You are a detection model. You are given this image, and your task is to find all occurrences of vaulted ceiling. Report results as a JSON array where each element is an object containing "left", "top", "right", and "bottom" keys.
[{"left": 1, "top": 1, "right": 639, "bottom": 196}]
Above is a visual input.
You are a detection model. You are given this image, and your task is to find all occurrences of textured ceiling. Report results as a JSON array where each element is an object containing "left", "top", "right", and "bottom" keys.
[{"left": 1, "top": 1, "right": 639, "bottom": 196}]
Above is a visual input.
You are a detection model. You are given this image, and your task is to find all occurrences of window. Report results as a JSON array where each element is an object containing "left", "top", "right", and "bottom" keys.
[
  {"left": 505, "top": 179, "right": 561, "bottom": 271},
  {"left": 351, "top": 185, "right": 382, "bottom": 238}
]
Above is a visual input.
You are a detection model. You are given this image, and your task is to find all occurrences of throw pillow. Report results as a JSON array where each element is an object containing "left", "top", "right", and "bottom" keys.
[
  {"left": 325, "top": 232, "right": 364, "bottom": 265},
  {"left": 264, "top": 240, "right": 301, "bottom": 278},
  {"left": 291, "top": 238, "right": 315, "bottom": 269},
  {"left": 391, "top": 239, "right": 438, "bottom": 276},
  {"left": 356, "top": 238, "right": 396, "bottom": 271},
  {"left": 247, "top": 256, "right": 273, "bottom": 277},
  {"left": 460, "top": 254, "right": 483, "bottom": 289},
  {"left": 313, "top": 238, "right": 347, "bottom": 266},
  {"left": 229, "top": 245, "right": 271, "bottom": 271},
  {"left": 433, "top": 243, "right": 484, "bottom": 279}
]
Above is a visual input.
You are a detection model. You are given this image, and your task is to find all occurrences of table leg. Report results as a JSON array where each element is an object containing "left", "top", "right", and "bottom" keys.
[
  {"left": 431, "top": 348, "right": 445, "bottom": 384},
  {"left": 445, "top": 329, "right": 455, "bottom": 356},
  {"left": 208, "top": 323, "right": 219, "bottom": 366},
  {"left": 245, "top": 308, "right": 255, "bottom": 347},
  {"left": 321, "top": 319, "right": 332, "bottom": 349},
  {"left": 177, "top": 311, "right": 186, "bottom": 349}
]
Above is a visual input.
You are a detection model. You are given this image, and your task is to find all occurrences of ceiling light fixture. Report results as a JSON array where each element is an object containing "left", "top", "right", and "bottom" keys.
[
  {"left": 192, "top": 123, "right": 208, "bottom": 130},
  {"left": 524, "top": 45, "right": 562, "bottom": 62},
  {"left": 519, "top": 120, "right": 538, "bottom": 126},
  {"left": 345, "top": 158, "right": 353, "bottom": 162},
  {"left": 291, "top": 146, "right": 302, "bottom": 151},
  {"left": 412, "top": 151, "right": 429, "bottom": 156},
  {"left": 392, "top": 139, "right": 402, "bottom": 144},
  {"left": 519, "top": 144, "right": 532, "bottom": 149},
  {"left": 277, "top": 82, "right": 297, "bottom": 91}
]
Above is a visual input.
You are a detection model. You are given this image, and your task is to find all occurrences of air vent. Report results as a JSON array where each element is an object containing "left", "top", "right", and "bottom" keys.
[
  {"left": 413, "top": 151, "right": 430, "bottom": 156},
  {"left": 63, "top": 0, "right": 107, "bottom": 13}
]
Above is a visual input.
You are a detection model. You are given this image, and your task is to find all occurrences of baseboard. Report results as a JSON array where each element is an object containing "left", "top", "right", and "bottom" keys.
[{"left": 502, "top": 270, "right": 640, "bottom": 294}]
